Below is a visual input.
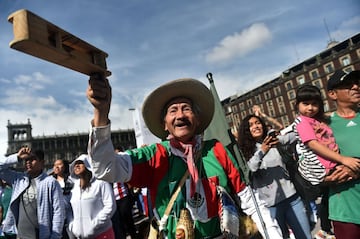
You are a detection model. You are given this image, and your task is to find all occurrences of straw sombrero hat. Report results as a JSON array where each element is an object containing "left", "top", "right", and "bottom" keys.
[{"left": 142, "top": 78, "right": 214, "bottom": 140}]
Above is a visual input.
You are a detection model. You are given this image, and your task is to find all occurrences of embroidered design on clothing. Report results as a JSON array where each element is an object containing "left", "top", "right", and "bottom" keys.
[{"left": 187, "top": 192, "right": 204, "bottom": 208}]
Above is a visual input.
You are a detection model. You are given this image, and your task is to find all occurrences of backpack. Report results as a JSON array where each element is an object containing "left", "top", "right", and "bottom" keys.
[{"left": 277, "top": 132, "right": 323, "bottom": 201}]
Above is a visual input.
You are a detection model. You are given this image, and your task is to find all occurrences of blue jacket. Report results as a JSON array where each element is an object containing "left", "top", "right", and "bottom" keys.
[{"left": 0, "top": 154, "right": 65, "bottom": 239}]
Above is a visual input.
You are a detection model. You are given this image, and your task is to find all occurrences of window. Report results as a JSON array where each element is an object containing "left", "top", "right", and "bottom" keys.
[
  {"left": 285, "top": 81, "right": 293, "bottom": 90},
  {"left": 279, "top": 105, "right": 285, "bottom": 114},
  {"left": 324, "top": 63, "right": 334, "bottom": 74},
  {"left": 232, "top": 105, "right": 238, "bottom": 113},
  {"left": 239, "top": 103, "right": 244, "bottom": 111},
  {"left": 312, "top": 79, "right": 322, "bottom": 89},
  {"left": 276, "top": 97, "right": 285, "bottom": 114},
  {"left": 255, "top": 95, "right": 261, "bottom": 104},
  {"left": 276, "top": 96, "right": 284, "bottom": 104},
  {"left": 264, "top": 91, "right": 271, "bottom": 100},
  {"left": 232, "top": 114, "right": 239, "bottom": 125},
  {"left": 297, "top": 75, "right": 305, "bottom": 85},
  {"left": 226, "top": 106, "right": 232, "bottom": 113},
  {"left": 269, "top": 109, "right": 275, "bottom": 117},
  {"left": 266, "top": 101, "right": 275, "bottom": 117},
  {"left": 340, "top": 56, "right": 350, "bottom": 66},
  {"left": 247, "top": 99, "right": 252, "bottom": 107},
  {"left": 274, "top": 86, "right": 281, "bottom": 96},
  {"left": 288, "top": 90, "right": 296, "bottom": 100},
  {"left": 310, "top": 70, "right": 319, "bottom": 80}
]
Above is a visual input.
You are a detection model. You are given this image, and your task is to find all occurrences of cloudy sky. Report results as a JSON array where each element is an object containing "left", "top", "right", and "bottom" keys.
[{"left": 0, "top": 0, "right": 359, "bottom": 156}]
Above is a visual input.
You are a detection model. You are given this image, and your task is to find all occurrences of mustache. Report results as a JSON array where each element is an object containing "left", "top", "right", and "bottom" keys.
[{"left": 175, "top": 118, "right": 191, "bottom": 126}]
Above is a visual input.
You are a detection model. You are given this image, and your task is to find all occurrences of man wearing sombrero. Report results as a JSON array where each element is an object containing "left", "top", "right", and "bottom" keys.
[{"left": 86, "top": 77, "right": 281, "bottom": 238}]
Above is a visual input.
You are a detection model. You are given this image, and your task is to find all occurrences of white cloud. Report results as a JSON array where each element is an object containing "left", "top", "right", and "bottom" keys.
[
  {"left": 3, "top": 95, "right": 57, "bottom": 108},
  {"left": 0, "top": 78, "right": 11, "bottom": 84},
  {"left": 205, "top": 23, "right": 272, "bottom": 63},
  {"left": 13, "top": 72, "right": 52, "bottom": 90}
]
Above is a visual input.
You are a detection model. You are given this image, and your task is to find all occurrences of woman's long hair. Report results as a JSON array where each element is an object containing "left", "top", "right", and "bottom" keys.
[
  {"left": 52, "top": 159, "right": 73, "bottom": 194},
  {"left": 295, "top": 84, "right": 325, "bottom": 122},
  {"left": 237, "top": 114, "right": 268, "bottom": 161},
  {"left": 52, "top": 159, "right": 70, "bottom": 180}
]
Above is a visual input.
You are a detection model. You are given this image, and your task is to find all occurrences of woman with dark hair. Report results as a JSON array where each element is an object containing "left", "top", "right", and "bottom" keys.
[
  {"left": 51, "top": 159, "right": 74, "bottom": 239},
  {"left": 52, "top": 159, "right": 73, "bottom": 195},
  {"left": 237, "top": 115, "right": 312, "bottom": 239}
]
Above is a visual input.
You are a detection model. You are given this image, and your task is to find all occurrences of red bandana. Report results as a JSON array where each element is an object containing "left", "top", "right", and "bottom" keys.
[{"left": 169, "top": 135, "right": 200, "bottom": 197}]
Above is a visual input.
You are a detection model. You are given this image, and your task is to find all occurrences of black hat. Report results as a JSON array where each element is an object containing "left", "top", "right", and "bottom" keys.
[{"left": 327, "top": 70, "right": 360, "bottom": 91}]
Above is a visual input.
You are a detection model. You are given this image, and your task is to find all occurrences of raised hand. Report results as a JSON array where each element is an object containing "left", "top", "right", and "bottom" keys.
[
  {"left": 86, "top": 74, "right": 112, "bottom": 127},
  {"left": 17, "top": 146, "right": 31, "bottom": 160}
]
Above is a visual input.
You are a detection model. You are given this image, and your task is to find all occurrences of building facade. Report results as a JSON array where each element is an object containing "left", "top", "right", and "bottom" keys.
[
  {"left": 224, "top": 32, "right": 360, "bottom": 133},
  {"left": 6, "top": 119, "right": 136, "bottom": 170}
]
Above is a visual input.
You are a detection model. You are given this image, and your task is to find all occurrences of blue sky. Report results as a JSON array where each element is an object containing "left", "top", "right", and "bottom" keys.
[{"left": 0, "top": 0, "right": 359, "bottom": 156}]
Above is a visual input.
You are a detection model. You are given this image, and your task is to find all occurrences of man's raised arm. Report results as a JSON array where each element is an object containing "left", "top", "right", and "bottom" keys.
[{"left": 87, "top": 74, "right": 112, "bottom": 127}]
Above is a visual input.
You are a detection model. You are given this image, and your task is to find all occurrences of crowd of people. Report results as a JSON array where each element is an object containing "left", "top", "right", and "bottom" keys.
[
  {"left": 0, "top": 69, "right": 359, "bottom": 239},
  {"left": 0, "top": 148, "right": 151, "bottom": 239}
]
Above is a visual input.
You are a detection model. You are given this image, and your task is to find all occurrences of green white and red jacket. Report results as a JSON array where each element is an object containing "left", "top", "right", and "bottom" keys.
[{"left": 88, "top": 124, "right": 246, "bottom": 238}]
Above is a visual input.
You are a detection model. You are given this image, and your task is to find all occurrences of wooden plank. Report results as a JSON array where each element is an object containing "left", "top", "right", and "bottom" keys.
[{"left": 8, "top": 9, "right": 111, "bottom": 76}]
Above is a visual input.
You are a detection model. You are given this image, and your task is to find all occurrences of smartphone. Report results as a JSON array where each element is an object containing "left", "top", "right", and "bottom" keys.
[{"left": 267, "top": 129, "right": 277, "bottom": 138}]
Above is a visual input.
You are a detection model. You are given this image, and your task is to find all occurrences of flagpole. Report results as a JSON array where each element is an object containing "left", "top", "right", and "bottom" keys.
[
  {"left": 205, "top": 72, "right": 250, "bottom": 181},
  {"left": 205, "top": 73, "right": 270, "bottom": 239}
]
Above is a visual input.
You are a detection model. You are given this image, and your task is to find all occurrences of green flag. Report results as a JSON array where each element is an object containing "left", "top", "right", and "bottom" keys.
[
  {"left": 203, "top": 73, "right": 250, "bottom": 184},
  {"left": 204, "top": 73, "right": 271, "bottom": 239}
]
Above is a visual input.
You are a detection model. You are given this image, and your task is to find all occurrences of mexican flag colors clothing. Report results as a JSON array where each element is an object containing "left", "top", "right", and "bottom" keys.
[
  {"left": 126, "top": 139, "right": 246, "bottom": 238},
  {"left": 88, "top": 124, "right": 246, "bottom": 239}
]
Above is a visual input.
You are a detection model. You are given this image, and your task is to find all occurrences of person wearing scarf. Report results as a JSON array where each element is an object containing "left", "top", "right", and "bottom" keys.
[{"left": 86, "top": 77, "right": 282, "bottom": 239}]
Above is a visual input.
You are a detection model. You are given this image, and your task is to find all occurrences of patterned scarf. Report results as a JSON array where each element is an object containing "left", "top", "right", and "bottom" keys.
[{"left": 168, "top": 134, "right": 202, "bottom": 197}]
